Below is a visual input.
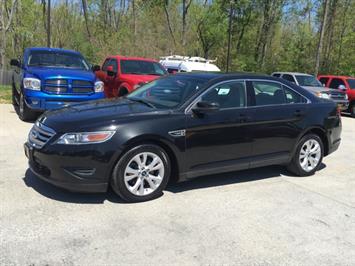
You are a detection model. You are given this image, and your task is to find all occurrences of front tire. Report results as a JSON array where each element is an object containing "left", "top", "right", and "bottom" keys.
[
  {"left": 18, "top": 92, "right": 37, "bottom": 122},
  {"left": 287, "top": 134, "right": 324, "bottom": 176},
  {"left": 111, "top": 144, "right": 171, "bottom": 202}
]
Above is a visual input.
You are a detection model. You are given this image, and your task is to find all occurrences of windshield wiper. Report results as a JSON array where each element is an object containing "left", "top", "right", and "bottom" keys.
[{"left": 128, "top": 97, "right": 156, "bottom": 108}]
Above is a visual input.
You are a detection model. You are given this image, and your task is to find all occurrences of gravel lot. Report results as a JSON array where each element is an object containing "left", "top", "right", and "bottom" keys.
[{"left": 1, "top": 103, "right": 354, "bottom": 265}]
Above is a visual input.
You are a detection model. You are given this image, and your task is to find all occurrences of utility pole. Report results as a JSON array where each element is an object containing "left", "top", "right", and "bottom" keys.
[
  {"left": 226, "top": 0, "right": 234, "bottom": 73},
  {"left": 47, "top": 0, "right": 51, "bottom": 47}
]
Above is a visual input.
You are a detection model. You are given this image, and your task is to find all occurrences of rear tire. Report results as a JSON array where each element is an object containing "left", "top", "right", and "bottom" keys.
[
  {"left": 18, "top": 92, "right": 37, "bottom": 122},
  {"left": 111, "top": 144, "right": 171, "bottom": 202},
  {"left": 287, "top": 134, "right": 324, "bottom": 176}
]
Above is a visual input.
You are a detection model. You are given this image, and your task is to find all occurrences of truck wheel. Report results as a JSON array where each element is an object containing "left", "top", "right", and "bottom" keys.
[
  {"left": 111, "top": 144, "right": 171, "bottom": 202},
  {"left": 118, "top": 88, "right": 128, "bottom": 97},
  {"left": 12, "top": 83, "right": 18, "bottom": 107},
  {"left": 287, "top": 134, "right": 324, "bottom": 176},
  {"left": 350, "top": 103, "right": 355, "bottom": 118},
  {"left": 18, "top": 92, "right": 37, "bottom": 122}
]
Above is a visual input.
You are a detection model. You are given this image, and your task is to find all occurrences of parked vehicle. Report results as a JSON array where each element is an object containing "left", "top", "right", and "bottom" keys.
[
  {"left": 317, "top": 75, "right": 355, "bottom": 117},
  {"left": 95, "top": 56, "right": 167, "bottom": 98},
  {"left": 272, "top": 72, "right": 349, "bottom": 111},
  {"left": 159, "top": 55, "right": 221, "bottom": 73},
  {"left": 25, "top": 73, "right": 342, "bottom": 202},
  {"left": 10, "top": 47, "right": 105, "bottom": 121}
]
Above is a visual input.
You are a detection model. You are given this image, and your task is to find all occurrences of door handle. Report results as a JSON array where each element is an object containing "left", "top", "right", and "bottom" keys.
[
  {"left": 294, "top": 110, "right": 305, "bottom": 117},
  {"left": 238, "top": 113, "right": 252, "bottom": 123}
]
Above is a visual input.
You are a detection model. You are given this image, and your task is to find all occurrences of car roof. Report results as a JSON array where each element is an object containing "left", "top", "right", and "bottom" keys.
[
  {"left": 173, "top": 72, "right": 270, "bottom": 81},
  {"left": 26, "top": 47, "right": 81, "bottom": 55},
  {"left": 272, "top": 72, "right": 313, "bottom": 76},
  {"left": 107, "top": 55, "right": 158, "bottom": 62}
]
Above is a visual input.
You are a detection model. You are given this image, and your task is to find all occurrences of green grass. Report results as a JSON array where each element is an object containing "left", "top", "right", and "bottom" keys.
[{"left": 0, "top": 85, "right": 12, "bottom": 104}]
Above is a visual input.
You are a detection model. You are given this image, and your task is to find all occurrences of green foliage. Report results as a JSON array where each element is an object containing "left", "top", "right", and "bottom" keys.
[
  {"left": 1, "top": 0, "right": 354, "bottom": 76},
  {"left": 0, "top": 85, "right": 11, "bottom": 104}
]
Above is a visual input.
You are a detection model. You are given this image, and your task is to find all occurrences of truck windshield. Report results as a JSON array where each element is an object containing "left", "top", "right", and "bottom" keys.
[
  {"left": 347, "top": 79, "right": 355, "bottom": 89},
  {"left": 127, "top": 75, "right": 207, "bottom": 109},
  {"left": 121, "top": 60, "right": 167, "bottom": 76},
  {"left": 27, "top": 51, "right": 90, "bottom": 70},
  {"left": 295, "top": 75, "right": 322, "bottom": 87}
]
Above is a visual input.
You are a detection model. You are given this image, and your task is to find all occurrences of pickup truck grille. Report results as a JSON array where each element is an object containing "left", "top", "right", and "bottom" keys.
[
  {"left": 329, "top": 91, "right": 347, "bottom": 100},
  {"left": 28, "top": 122, "right": 56, "bottom": 149},
  {"left": 43, "top": 79, "right": 94, "bottom": 95}
]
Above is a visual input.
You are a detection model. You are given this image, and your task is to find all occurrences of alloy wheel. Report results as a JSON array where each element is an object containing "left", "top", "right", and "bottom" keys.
[
  {"left": 299, "top": 139, "right": 321, "bottom": 172},
  {"left": 123, "top": 152, "right": 165, "bottom": 196},
  {"left": 19, "top": 93, "right": 24, "bottom": 115}
]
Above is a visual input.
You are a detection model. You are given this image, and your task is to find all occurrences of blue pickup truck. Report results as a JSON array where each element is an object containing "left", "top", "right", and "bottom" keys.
[{"left": 10, "top": 47, "right": 104, "bottom": 121}]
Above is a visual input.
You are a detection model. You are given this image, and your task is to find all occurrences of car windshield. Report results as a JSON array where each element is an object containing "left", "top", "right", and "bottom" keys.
[
  {"left": 27, "top": 51, "right": 90, "bottom": 70},
  {"left": 295, "top": 75, "right": 322, "bottom": 87},
  {"left": 347, "top": 79, "right": 355, "bottom": 89},
  {"left": 121, "top": 60, "right": 167, "bottom": 76},
  {"left": 127, "top": 75, "right": 208, "bottom": 109}
]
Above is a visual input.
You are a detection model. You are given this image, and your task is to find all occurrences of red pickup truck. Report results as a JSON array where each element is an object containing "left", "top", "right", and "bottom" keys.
[
  {"left": 95, "top": 55, "right": 167, "bottom": 98},
  {"left": 318, "top": 75, "right": 355, "bottom": 117}
]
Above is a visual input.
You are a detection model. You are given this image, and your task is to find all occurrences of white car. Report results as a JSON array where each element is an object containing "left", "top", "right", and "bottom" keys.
[
  {"left": 272, "top": 72, "right": 349, "bottom": 110},
  {"left": 160, "top": 55, "right": 220, "bottom": 73}
]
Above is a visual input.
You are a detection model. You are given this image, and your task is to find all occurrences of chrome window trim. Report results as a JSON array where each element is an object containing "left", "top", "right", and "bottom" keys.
[
  {"left": 185, "top": 78, "right": 311, "bottom": 114},
  {"left": 185, "top": 79, "right": 248, "bottom": 114}
]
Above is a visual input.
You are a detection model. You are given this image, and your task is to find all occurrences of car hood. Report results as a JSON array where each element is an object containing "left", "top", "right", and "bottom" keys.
[
  {"left": 40, "top": 98, "right": 169, "bottom": 132},
  {"left": 302, "top": 86, "right": 339, "bottom": 93},
  {"left": 26, "top": 67, "right": 96, "bottom": 81},
  {"left": 121, "top": 74, "right": 161, "bottom": 83}
]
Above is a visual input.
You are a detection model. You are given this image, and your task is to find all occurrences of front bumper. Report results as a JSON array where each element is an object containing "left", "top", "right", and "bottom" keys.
[
  {"left": 24, "top": 142, "right": 120, "bottom": 193},
  {"left": 24, "top": 90, "right": 105, "bottom": 111},
  {"left": 333, "top": 99, "right": 349, "bottom": 111}
]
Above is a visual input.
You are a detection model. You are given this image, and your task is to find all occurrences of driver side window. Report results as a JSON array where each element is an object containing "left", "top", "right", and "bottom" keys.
[{"left": 201, "top": 81, "right": 246, "bottom": 109}]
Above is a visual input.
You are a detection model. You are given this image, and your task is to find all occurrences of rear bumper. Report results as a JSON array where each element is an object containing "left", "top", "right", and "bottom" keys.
[
  {"left": 24, "top": 90, "right": 105, "bottom": 111},
  {"left": 326, "top": 116, "right": 342, "bottom": 156}
]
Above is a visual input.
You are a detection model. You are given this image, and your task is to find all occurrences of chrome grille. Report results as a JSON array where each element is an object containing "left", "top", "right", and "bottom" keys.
[
  {"left": 72, "top": 87, "right": 93, "bottom": 93},
  {"left": 46, "top": 79, "right": 68, "bottom": 85},
  {"left": 329, "top": 91, "right": 346, "bottom": 100},
  {"left": 44, "top": 86, "right": 68, "bottom": 93},
  {"left": 28, "top": 122, "right": 56, "bottom": 149},
  {"left": 72, "top": 80, "right": 92, "bottom": 86}
]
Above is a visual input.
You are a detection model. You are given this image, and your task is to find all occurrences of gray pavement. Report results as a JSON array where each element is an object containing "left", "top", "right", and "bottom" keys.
[{"left": 0, "top": 104, "right": 354, "bottom": 265}]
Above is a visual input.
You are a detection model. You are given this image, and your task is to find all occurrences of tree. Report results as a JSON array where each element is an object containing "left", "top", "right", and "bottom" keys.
[
  {"left": 315, "top": 0, "right": 330, "bottom": 75},
  {"left": 0, "top": 0, "right": 17, "bottom": 83}
]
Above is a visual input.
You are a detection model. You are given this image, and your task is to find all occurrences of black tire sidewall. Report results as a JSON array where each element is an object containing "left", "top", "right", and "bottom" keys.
[
  {"left": 111, "top": 144, "right": 171, "bottom": 202},
  {"left": 290, "top": 134, "right": 324, "bottom": 176}
]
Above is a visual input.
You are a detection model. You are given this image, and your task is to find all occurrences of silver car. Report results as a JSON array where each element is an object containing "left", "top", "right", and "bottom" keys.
[{"left": 272, "top": 72, "right": 349, "bottom": 110}]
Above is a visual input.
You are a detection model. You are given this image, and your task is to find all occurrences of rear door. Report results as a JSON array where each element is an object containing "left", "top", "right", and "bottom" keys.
[{"left": 246, "top": 80, "right": 309, "bottom": 167}]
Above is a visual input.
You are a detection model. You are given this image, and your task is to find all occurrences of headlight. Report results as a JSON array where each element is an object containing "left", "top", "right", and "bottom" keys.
[
  {"left": 94, "top": 81, "right": 104, "bottom": 92},
  {"left": 316, "top": 92, "right": 330, "bottom": 99},
  {"left": 23, "top": 78, "right": 41, "bottom": 91},
  {"left": 56, "top": 131, "right": 115, "bottom": 145}
]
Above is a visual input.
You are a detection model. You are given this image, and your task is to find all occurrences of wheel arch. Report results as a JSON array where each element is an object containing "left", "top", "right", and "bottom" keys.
[
  {"left": 297, "top": 127, "right": 329, "bottom": 156},
  {"left": 110, "top": 135, "right": 181, "bottom": 184}
]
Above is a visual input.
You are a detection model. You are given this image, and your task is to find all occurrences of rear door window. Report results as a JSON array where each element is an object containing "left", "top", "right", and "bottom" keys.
[
  {"left": 282, "top": 74, "right": 296, "bottom": 83},
  {"left": 252, "top": 81, "right": 286, "bottom": 106}
]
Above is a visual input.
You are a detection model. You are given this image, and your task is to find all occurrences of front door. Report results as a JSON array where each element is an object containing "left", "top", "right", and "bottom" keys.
[{"left": 184, "top": 80, "right": 253, "bottom": 178}]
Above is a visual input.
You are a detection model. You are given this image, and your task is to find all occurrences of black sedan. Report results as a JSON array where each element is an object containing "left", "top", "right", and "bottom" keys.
[{"left": 25, "top": 73, "right": 342, "bottom": 202}]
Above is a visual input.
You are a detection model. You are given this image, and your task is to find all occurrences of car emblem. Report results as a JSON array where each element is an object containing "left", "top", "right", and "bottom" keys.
[{"left": 168, "top": 130, "right": 186, "bottom": 137}]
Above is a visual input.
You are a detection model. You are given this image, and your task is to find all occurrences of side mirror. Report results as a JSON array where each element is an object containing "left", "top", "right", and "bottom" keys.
[
  {"left": 192, "top": 101, "right": 219, "bottom": 115},
  {"left": 106, "top": 65, "right": 116, "bottom": 77},
  {"left": 10, "top": 59, "right": 20, "bottom": 67},
  {"left": 338, "top": 85, "right": 346, "bottom": 91},
  {"left": 92, "top": 65, "right": 100, "bottom": 72}
]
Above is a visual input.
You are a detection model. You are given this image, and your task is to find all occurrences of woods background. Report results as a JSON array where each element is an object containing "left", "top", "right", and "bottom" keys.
[{"left": 0, "top": 0, "right": 354, "bottom": 77}]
